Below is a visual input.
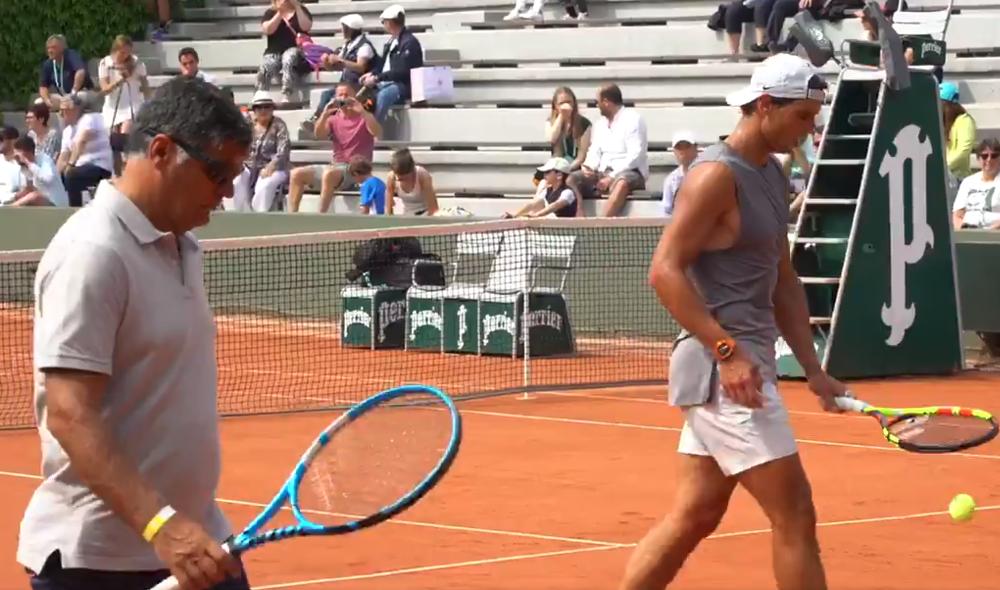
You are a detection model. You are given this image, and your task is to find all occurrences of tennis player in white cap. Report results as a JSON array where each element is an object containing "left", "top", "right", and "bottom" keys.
[{"left": 621, "top": 52, "right": 847, "bottom": 590}]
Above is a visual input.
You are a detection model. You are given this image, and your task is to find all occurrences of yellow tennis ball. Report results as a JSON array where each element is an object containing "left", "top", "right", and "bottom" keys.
[{"left": 949, "top": 493, "right": 976, "bottom": 522}]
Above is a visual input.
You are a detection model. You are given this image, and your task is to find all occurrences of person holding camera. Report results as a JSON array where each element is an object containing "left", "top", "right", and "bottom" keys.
[
  {"left": 99, "top": 35, "right": 150, "bottom": 174},
  {"left": 287, "top": 82, "right": 381, "bottom": 213}
]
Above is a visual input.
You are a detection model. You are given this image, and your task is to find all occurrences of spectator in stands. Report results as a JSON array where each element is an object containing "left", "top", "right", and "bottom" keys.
[
  {"left": 504, "top": 158, "right": 578, "bottom": 218},
  {"left": 0, "top": 127, "right": 22, "bottom": 205},
  {"left": 661, "top": 131, "right": 698, "bottom": 216},
  {"left": 99, "top": 35, "right": 151, "bottom": 170},
  {"left": 229, "top": 92, "right": 291, "bottom": 211},
  {"left": 952, "top": 138, "right": 1000, "bottom": 230},
  {"left": 359, "top": 5, "right": 424, "bottom": 124},
  {"left": 178, "top": 47, "right": 217, "bottom": 85},
  {"left": 385, "top": 148, "right": 438, "bottom": 215},
  {"left": 25, "top": 103, "right": 62, "bottom": 163},
  {"left": 38, "top": 35, "right": 94, "bottom": 112},
  {"left": 723, "top": 0, "right": 778, "bottom": 57},
  {"left": 302, "top": 14, "right": 378, "bottom": 134},
  {"left": 287, "top": 82, "right": 381, "bottom": 213},
  {"left": 941, "top": 83, "right": 976, "bottom": 187},
  {"left": 57, "top": 94, "right": 114, "bottom": 207},
  {"left": 569, "top": 83, "right": 648, "bottom": 217},
  {"left": 541, "top": 87, "right": 591, "bottom": 178},
  {"left": 7, "top": 136, "right": 69, "bottom": 207},
  {"left": 257, "top": 0, "right": 314, "bottom": 104},
  {"left": 147, "top": 0, "right": 173, "bottom": 42},
  {"left": 349, "top": 155, "right": 387, "bottom": 215}
]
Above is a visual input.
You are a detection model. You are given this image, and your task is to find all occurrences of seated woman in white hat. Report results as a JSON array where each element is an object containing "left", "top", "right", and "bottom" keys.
[
  {"left": 503, "top": 157, "right": 578, "bottom": 218},
  {"left": 227, "top": 91, "right": 291, "bottom": 211}
]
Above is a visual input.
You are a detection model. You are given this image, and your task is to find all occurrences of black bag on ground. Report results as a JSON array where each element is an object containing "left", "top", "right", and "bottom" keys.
[{"left": 345, "top": 237, "right": 445, "bottom": 288}]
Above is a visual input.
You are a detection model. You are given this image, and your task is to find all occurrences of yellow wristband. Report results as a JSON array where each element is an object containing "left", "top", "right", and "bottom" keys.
[{"left": 142, "top": 505, "right": 177, "bottom": 543}]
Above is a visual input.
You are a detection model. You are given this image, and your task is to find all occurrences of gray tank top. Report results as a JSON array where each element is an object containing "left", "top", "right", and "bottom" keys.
[{"left": 668, "top": 142, "right": 790, "bottom": 405}]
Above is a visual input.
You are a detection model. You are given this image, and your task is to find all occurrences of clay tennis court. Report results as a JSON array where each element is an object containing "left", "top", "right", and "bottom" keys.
[{"left": 3, "top": 372, "right": 1000, "bottom": 589}]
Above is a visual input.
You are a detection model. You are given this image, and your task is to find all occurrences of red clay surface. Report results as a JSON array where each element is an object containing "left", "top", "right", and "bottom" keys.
[{"left": 4, "top": 375, "right": 1000, "bottom": 589}]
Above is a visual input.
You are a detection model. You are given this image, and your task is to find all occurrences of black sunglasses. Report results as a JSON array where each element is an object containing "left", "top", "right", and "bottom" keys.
[
  {"left": 979, "top": 152, "right": 999, "bottom": 161},
  {"left": 146, "top": 129, "right": 235, "bottom": 186}
]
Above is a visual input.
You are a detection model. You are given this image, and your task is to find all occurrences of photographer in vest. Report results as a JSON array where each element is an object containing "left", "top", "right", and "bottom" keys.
[{"left": 302, "top": 14, "right": 378, "bottom": 134}]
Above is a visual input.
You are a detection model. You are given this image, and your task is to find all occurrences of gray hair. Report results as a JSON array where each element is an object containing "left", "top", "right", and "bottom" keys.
[{"left": 46, "top": 34, "right": 67, "bottom": 47}]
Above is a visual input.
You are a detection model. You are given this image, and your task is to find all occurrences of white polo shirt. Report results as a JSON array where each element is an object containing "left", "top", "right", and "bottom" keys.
[
  {"left": 18, "top": 181, "right": 230, "bottom": 573},
  {"left": 582, "top": 107, "right": 650, "bottom": 179}
]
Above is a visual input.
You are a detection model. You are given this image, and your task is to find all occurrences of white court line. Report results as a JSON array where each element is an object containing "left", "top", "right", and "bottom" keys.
[
  {"left": 253, "top": 545, "right": 619, "bottom": 589},
  {"left": 0, "top": 469, "right": 623, "bottom": 548},
  {"left": 459, "top": 409, "right": 1000, "bottom": 460},
  {"left": 539, "top": 390, "right": 873, "bottom": 420},
  {"left": 254, "top": 505, "right": 1000, "bottom": 588}
]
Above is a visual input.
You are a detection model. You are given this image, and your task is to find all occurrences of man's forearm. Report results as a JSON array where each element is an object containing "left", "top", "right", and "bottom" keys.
[
  {"left": 651, "top": 265, "right": 731, "bottom": 350},
  {"left": 48, "top": 380, "right": 166, "bottom": 536},
  {"left": 73, "top": 70, "right": 86, "bottom": 92},
  {"left": 773, "top": 275, "right": 822, "bottom": 376}
]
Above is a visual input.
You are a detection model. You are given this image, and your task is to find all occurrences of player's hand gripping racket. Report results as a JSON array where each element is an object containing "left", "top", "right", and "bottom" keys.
[
  {"left": 834, "top": 393, "right": 998, "bottom": 453},
  {"left": 150, "top": 384, "right": 461, "bottom": 590}
]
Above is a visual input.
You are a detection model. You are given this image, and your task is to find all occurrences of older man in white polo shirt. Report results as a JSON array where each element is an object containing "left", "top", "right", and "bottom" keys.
[{"left": 18, "top": 77, "right": 253, "bottom": 590}]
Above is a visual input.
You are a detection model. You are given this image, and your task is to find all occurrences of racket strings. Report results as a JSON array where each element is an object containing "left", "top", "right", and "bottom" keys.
[
  {"left": 295, "top": 394, "right": 455, "bottom": 525},
  {"left": 888, "top": 414, "right": 996, "bottom": 447}
]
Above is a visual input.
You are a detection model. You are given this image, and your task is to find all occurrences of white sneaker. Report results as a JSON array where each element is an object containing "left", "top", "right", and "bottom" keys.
[
  {"left": 577, "top": 12, "right": 588, "bottom": 20},
  {"left": 521, "top": 9, "right": 543, "bottom": 20},
  {"left": 503, "top": 9, "right": 520, "bottom": 20}
]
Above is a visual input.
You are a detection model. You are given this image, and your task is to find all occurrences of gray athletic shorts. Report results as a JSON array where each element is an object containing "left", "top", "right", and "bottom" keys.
[
  {"left": 304, "top": 163, "right": 356, "bottom": 191},
  {"left": 677, "top": 381, "right": 798, "bottom": 477},
  {"left": 570, "top": 168, "right": 645, "bottom": 199}
]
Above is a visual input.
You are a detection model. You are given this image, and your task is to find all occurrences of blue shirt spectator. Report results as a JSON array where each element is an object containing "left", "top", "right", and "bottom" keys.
[
  {"left": 39, "top": 35, "right": 93, "bottom": 110},
  {"left": 661, "top": 131, "right": 698, "bottom": 216},
  {"left": 359, "top": 176, "right": 387, "bottom": 215},
  {"left": 349, "top": 155, "right": 385, "bottom": 215}
]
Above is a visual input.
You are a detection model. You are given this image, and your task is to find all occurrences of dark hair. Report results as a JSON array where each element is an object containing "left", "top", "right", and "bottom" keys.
[
  {"left": 390, "top": 147, "right": 416, "bottom": 175},
  {"left": 1, "top": 126, "right": 19, "bottom": 141},
  {"left": 336, "top": 80, "right": 359, "bottom": 94},
  {"left": 978, "top": 137, "right": 1000, "bottom": 156},
  {"left": 739, "top": 74, "right": 828, "bottom": 116},
  {"left": 127, "top": 76, "right": 252, "bottom": 156},
  {"left": 348, "top": 154, "right": 373, "bottom": 177},
  {"left": 178, "top": 47, "right": 200, "bottom": 62},
  {"left": 28, "top": 102, "right": 51, "bottom": 126},
  {"left": 14, "top": 136, "right": 35, "bottom": 153},
  {"left": 598, "top": 83, "right": 624, "bottom": 106}
]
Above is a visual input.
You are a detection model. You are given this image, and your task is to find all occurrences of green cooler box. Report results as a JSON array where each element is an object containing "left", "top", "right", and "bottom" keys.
[
  {"left": 442, "top": 291, "right": 574, "bottom": 357},
  {"left": 341, "top": 285, "right": 408, "bottom": 349}
]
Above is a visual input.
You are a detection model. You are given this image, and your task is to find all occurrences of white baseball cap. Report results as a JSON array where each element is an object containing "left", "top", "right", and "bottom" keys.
[
  {"left": 339, "top": 13, "right": 364, "bottom": 30},
  {"left": 671, "top": 130, "right": 697, "bottom": 147},
  {"left": 537, "top": 157, "right": 572, "bottom": 174},
  {"left": 379, "top": 4, "right": 405, "bottom": 20},
  {"left": 725, "top": 53, "right": 827, "bottom": 107}
]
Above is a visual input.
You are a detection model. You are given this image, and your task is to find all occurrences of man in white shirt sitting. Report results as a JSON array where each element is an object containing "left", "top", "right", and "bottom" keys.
[
  {"left": 661, "top": 131, "right": 698, "bottom": 216},
  {"left": 0, "top": 126, "right": 22, "bottom": 205},
  {"left": 7, "top": 136, "right": 70, "bottom": 207},
  {"left": 57, "top": 93, "right": 114, "bottom": 206},
  {"left": 568, "top": 83, "right": 649, "bottom": 217},
  {"left": 953, "top": 138, "right": 1000, "bottom": 230}
]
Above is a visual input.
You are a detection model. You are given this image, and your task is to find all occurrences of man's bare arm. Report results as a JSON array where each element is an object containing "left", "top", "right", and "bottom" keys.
[
  {"left": 772, "top": 235, "right": 822, "bottom": 377},
  {"left": 45, "top": 369, "right": 166, "bottom": 535},
  {"left": 647, "top": 162, "right": 736, "bottom": 350}
]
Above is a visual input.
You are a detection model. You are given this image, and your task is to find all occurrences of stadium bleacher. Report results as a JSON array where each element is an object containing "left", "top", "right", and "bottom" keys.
[{"left": 5, "top": 0, "right": 1000, "bottom": 215}]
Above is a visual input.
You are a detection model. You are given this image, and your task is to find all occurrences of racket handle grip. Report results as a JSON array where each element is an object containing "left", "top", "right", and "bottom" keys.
[
  {"left": 148, "top": 541, "right": 233, "bottom": 590},
  {"left": 834, "top": 395, "right": 867, "bottom": 413}
]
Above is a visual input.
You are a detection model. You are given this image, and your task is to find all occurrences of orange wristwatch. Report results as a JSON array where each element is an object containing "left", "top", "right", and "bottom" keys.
[{"left": 713, "top": 337, "right": 737, "bottom": 362}]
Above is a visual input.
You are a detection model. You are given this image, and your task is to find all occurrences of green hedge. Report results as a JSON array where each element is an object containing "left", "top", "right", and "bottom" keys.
[{"left": 0, "top": 0, "right": 151, "bottom": 108}]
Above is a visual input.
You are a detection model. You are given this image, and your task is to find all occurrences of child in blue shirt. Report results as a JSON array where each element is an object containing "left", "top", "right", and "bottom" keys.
[{"left": 349, "top": 155, "right": 386, "bottom": 215}]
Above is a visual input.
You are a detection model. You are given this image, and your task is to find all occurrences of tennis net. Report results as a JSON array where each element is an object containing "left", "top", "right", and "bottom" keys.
[{"left": 0, "top": 217, "right": 679, "bottom": 429}]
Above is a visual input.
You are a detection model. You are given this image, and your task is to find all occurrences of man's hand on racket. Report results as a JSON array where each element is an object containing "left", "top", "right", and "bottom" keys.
[
  {"left": 806, "top": 370, "right": 848, "bottom": 413},
  {"left": 718, "top": 350, "right": 764, "bottom": 408},
  {"left": 152, "top": 512, "right": 242, "bottom": 590}
]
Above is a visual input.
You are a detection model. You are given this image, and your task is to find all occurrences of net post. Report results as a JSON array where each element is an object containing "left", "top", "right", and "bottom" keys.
[{"left": 520, "top": 285, "right": 532, "bottom": 401}]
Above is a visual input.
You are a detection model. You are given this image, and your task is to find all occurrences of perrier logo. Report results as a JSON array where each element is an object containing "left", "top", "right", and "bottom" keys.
[{"left": 877, "top": 124, "right": 935, "bottom": 347}]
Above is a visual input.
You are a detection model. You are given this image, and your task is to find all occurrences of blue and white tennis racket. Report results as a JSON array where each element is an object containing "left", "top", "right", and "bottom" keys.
[{"left": 150, "top": 384, "right": 462, "bottom": 590}]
